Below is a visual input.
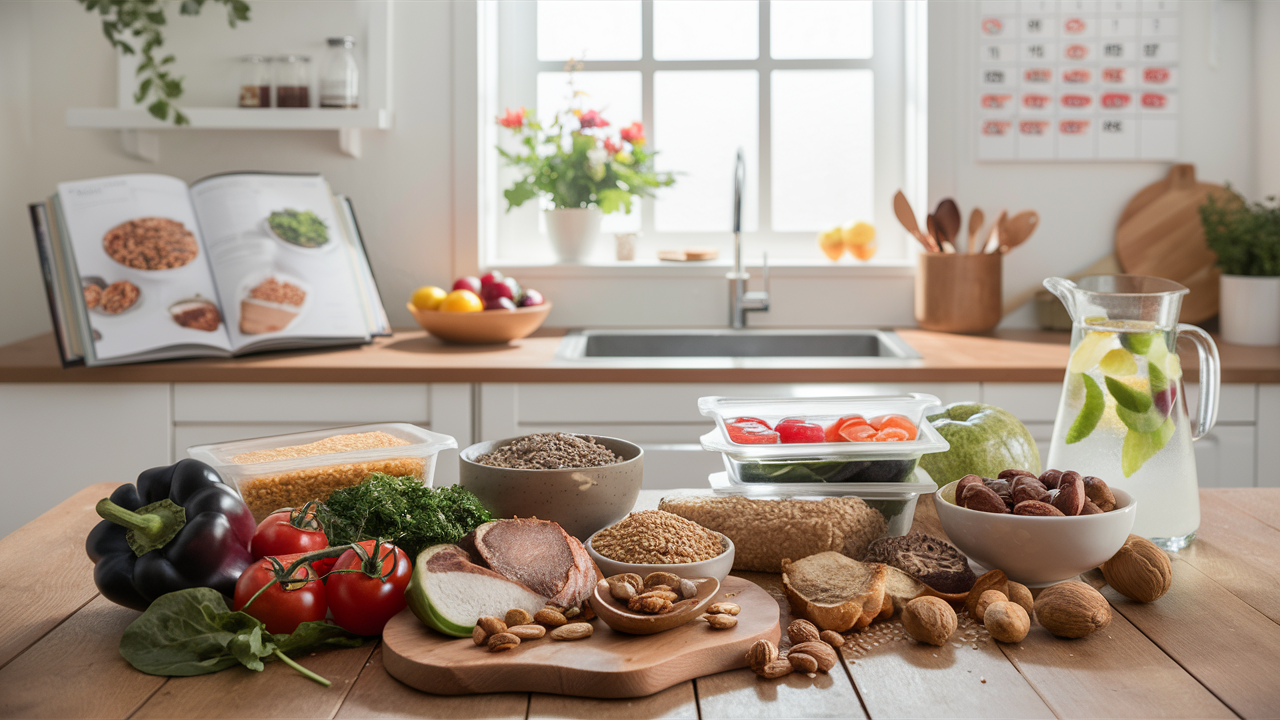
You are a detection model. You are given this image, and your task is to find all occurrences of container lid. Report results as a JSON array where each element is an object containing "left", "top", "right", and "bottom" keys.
[
  {"left": 698, "top": 393, "right": 949, "bottom": 460},
  {"left": 187, "top": 422, "right": 456, "bottom": 476},
  {"left": 706, "top": 470, "right": 938, "bottom": 498}
]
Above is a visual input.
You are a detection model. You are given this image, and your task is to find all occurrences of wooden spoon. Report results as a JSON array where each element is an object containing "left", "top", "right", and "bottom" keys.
[
  {"left": 1000, "top": 211, "right": 1040, "bottom": 254},
  {"left": 926, "top": 214, "right": 945, "bottom": 252},
  {"left": 894, "top": 190, "right": 938, "bottom": 252},
  {"left": 935, "top": 199, "right": 962, "bottom": 253},
  {"left": 591, "top": 576, "right": 721, "bottom": 635},
  {"left": 967, "top": 207, "right": 984, "bottom": 254},
  {"left": 983, "top": 210, "right": 1008, "bottom": 254}
]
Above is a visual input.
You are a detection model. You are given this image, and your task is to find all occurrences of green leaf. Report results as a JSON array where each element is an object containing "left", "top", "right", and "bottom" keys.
[
  {"left": 1116, "top": 402, "right": 1165, "bottom": 433},
  {"left": 120, "top": 588, "right": 263, "bottom": 677},
  {"left": 1121, "top": 417, "right": 1175, "bottom": 477},
  {"left": 160, "top": 54, "right": 175, "bottom": 65},
  {"left": 1066, "top": 374, "right": 1104, "bottom": 444},
  {"left": 147, "top": 99, "right": 169, "bottom": 121},
  {"left": 173, "top": 110, "right": 190, "bottom": 126},
  {"left": 226, "top": 625, "right": 273, "bottom": 672},
  {"left": 596, "top": 188, "right": 632, "bottom": 215},
  {"left": 1105, "top": 376, "right": 1152, "bottom": 413},
  {"left": 133, "top": 77, "right": 152, "bottom": 103},
  {"left": 146, "top": 11, "right": 165, "bottom": 25},
  {"left": 275, "top": 621, "right": 366, "bottom": 654},
  {"left": 1149, "top": 359, "right": 1169, "bottom": 394}
]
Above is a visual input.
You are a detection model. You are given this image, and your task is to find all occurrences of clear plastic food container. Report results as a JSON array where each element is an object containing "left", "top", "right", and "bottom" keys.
[
  {"left": 187, "top": 423, "right": 456, "bottom": 522},
  {"left": 698, "top": 394, "right": 950, "bottom": 485}
]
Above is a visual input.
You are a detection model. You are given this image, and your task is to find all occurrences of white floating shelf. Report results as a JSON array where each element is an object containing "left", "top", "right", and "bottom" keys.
[{"left": 66, "top": 107, "right": 391, "bottom": 130}]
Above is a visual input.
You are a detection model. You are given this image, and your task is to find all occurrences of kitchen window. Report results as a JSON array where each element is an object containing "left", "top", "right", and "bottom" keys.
[{"left": 476, "top": 0, "right": 927, "bottom": 268}]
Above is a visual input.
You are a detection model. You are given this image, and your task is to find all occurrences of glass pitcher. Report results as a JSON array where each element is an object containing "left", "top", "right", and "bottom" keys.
[{"left": 1044, "top": 275, "right": 1220, "bottom": 551}]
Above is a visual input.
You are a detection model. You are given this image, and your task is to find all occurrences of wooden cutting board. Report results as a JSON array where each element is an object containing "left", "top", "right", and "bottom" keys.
[
  {"left": 382, "top": 575, "right": 780, "bottom": 698},
  {"left": 1115, "top": 164, "right": 1234, "bottom": 323}
]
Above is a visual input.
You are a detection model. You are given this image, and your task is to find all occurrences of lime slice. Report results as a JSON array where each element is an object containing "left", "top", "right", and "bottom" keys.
[
  {"left": 1121, "top": 330, "right": 1161, "bottom": 355},
  {"left": 1121, "top": 417, "right": 1176, "bottom": 477},
  {"left": 1116, "top": 402, "right": 1165, "bottom": 433},
  {"left": 1066, "top": 374, "right": 1104, "bottom": 444},
  {"left": 1106, "top": 376, "right": 1153, "bottom": 413},
  {"left": 1099, "top": 348, "right": 1138, "bottom": 376},
  {"left": 1068, "top": 331, "right": 1118, "bottom": 374}
]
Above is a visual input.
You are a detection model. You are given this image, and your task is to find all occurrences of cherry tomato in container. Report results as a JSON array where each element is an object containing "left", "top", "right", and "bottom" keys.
[
  {"left": 250, "top": 502, "right": 328, "bottom": 560},
  {"left": 727, "top": 423, "right": 779, "bottom": 444},
  {"left": 729, "top": 417, "right": 772, "bottom": 429},
  {"left": 869, "top": 414, "right": 918, "bottom": 440},
  {"left": 874, "top": 427, "right": 911, "bottom": 442},
  {"left": 234, "top": 556, "right": 327, "bottom": 635},
  {"left": 824, "top": 415, "right": 868, "bottom": 442},
  {"left": 839, "top": 423, "right": 879, "bottom": 442},
  {"left": 776, "top": 420, "right": 824, "bottom": 443},
  {"left": 327, "top": 540, "right": 413, "bottom": 636}
]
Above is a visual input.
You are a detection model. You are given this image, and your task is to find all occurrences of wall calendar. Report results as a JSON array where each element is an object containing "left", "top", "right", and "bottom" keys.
[{"left": 976, "top": 0, "right": 1180, "bottom": 161}]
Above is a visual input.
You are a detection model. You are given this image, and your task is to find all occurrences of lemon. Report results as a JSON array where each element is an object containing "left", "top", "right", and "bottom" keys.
[
  {"left": 440, "top": 289, "right": 483, "bottom": 313},
  {"left": 842, "top": 221, "right": 876, "bottom": 248},
  {"left": 1068, "top": 330, "right": 1119, "bottom": 374},
  {"left": 850, "top": 239, "right": 878, "bottom": 261},
  {"left": 818, "top": 227, "right": 844, "bottom": 261},
  {"left": 1099, "top": 348, "right": 1138, "bottom": 377},
  {"left": 411, "top": 285, "right": 448, "bottom": 310}
]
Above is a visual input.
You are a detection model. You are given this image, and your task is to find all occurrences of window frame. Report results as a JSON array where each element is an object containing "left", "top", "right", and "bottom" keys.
[{"left": 461, "top": 0, "right": 928, "bottom": 275}]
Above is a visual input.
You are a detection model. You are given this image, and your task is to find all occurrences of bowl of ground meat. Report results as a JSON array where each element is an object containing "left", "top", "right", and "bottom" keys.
[{"left": 459, "top": 433, "right": 643, "bottom": 540}]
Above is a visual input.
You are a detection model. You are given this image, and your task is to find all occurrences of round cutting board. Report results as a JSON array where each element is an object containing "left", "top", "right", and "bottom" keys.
[
  {"left": 382, "top": 575, "right": 780, "bottom": 698},
  {"left": 1115, "top": 164, "right": 1234, "bottom": 323}
]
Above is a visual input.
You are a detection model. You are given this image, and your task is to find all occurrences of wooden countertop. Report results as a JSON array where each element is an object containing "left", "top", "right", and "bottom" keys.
[
  {"left": 1, "top": 328, "right": 1276, "bottom": 384},
  {"left": 3, "top": 484, "right": 1279, "bottom": 719}
]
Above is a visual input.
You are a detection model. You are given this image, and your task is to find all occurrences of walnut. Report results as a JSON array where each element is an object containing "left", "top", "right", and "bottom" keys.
[
  {"left": 1034, "top": 581, "right": 1112, "bottom": 638},
  {"left": 974, "top": 589, "right": 1008, "bottom": 623},
  {"left": 901, "top": 596, "right": 957, "bottom": 646},
  {"left": 745, "top": 639, "right": 778, "bottom": 672},
  {"left": 789, "top": 642, "right": 838, "bottom": 672},
  {"left": 984, "top": 601, "right": 1030, "bottom": 643},
  {"left": 628, "top": 595, "right": 673, "bottom": 614},
  {"left": 1101, "top": 534, "right": 1173, "bottom": 602},
  {"left": 787, "top": 619, "right": 821, "bottom": 645},
  {"left": 638, "top": 589, "right": 679, "bottom": 603},
  {"left": 965, "top": 570, "right": 1009, "bottom": 618}
]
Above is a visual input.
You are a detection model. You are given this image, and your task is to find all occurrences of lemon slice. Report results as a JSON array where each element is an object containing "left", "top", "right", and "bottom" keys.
[
  {"left": 1068, "top": 330, "right": 1119, "bottom": 374},
  {"left": 1099, "top": 348, "right": 1138, "bottom": 376}
]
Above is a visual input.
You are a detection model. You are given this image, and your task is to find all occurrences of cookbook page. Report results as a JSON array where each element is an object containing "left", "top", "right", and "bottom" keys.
[
  {"left": 190, "top": 173, "right": 370, "bottom": 350},
  {"left": 55, "top": 174, "right": 233, "bottom": 362}
]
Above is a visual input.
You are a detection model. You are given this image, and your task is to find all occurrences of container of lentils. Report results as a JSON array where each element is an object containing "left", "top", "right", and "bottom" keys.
[
  {"left": 585, "top": 509, "right": 735, "bottom": 582},
  {"left": 458, "top": 433, "right": 644, "bottom": 540}
]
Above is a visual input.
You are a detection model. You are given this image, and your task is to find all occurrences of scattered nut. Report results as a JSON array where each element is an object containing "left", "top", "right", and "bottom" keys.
[
  {"left": 615, "top": 573, "right": 643, "bottom": 592},
  {"left": 961, "top": 483, "right": 1010, "bottom": 514},
  {"left": 1082, "top": 476, "right": 1116, "bottom": 512},
  {"left": 745, "top": 639, "right": 778, "bottom": 672},
  {"left": 965, "top": 570, "right": 1009, "bottom": 618},
  {"left": 564, "top": 606, "right": 581, "bottom": 619},
  {"left": 974, "top": 589, "right": 1009, "bottom": 622},
  {"left": 706, "top": 613, "right": 738, "bottom": 629},
  {"left": 472, "top": 625, "right": 489, "bottom": 646},
  {"left": 1007, "top": 581, "right": 1035, "bottom": 619},
  {"left": 629, "top": 595, "right": 674, "bottom": 614},
  {"left": 1051, "top": 471, "right": 1086, "bottom": 516},
  {"left": 535, "top": 608, "right": 568, "bottom": 627},
  {"left": 644, "top": 572, "right": 683, "bottom": 590},
  {"left": 679, "top": 578, "right": 698, "bottom": 600},
  {"left": 1102, "top": 534, "right": 1173, "bottom": 603},
  {"left": 787, "top": 618, "right": 821, "bottom": 645},
  {"left": 477, "top": 616, "right": 507, "bottom": 637},
  {"left": 1014, "top": 500, "right": 1065, "bottom": 516},
  {"left": 709, "top": 602, "right": 741, "bottom": 616},
  {"left": 820, "top": 630, "right": 846, "bottom": 649},
  {"left": 608, "top": 578, "right": 636, "bottom": 601},
  {"left": 488, "top": 632, "right": 520, "bottom": 652},
  {"left": 758, "top": 658, "right": 794, "bottom": 679},
  {"left": 984, "top": 601, "right": 1031, "bottom": 643},
  {"left": 789, "top": 642, "right": 838, "bottom": 672},
  {"left": 788, "top": 652, "right": 819, "bottom": 674},
  {"left": 998, "top": 468, "right": 1037, "bottom": 481},
  {"left": 1035, "top": 581, "right": 1112, "bottom": 638},
  {"left": 1039, "top": 469, "right": 1064, "bottom": 490},
  {"left": 505, "top": 608, "right": 533, "bottom": 627},
  {"left": 901, "top": 596, "right": 957, "bottom": 646},
  {"left": 549, "top": 622, "right": 594, "bottom": 641},
  {"left": 507, "top": 624, "right": 547, "bottom": 640}
]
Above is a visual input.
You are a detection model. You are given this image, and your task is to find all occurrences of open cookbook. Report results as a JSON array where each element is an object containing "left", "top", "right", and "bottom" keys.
[{"left": 30, "top": 172, "right": 390, "bottom": 367}]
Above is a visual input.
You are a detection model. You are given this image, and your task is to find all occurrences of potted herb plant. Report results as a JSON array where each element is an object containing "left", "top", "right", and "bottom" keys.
[
  {"left": 1200, "top": 190, "right": 1280, "bottom": 345},
  {"left": 495, "top": 76, "right": 674, "bottom": 263}
]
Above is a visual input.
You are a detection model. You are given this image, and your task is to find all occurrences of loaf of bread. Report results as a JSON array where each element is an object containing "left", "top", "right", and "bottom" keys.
[{"left": 657, "top": 494, "right": 887, "bottom": 572}]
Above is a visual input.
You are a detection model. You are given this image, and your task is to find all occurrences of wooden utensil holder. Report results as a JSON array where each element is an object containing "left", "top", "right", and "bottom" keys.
[{"left": 915, "top": 253, "right": 1003, "bottom": 333}]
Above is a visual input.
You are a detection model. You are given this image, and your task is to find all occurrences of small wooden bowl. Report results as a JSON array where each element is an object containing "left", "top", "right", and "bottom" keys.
[
  {"left": 591, "top": 576, "right": 721, "bottom": 635},
  {"left": 406, "top": 301, "right": 552, "bottom": 345}
]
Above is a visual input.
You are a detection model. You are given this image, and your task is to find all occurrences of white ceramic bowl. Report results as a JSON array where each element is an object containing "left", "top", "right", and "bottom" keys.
[
  {"left": 933, "top": 480, "right": 1137, "bottom": 586},
  {"left": 585, "top": 531, "right": 736, "bottom": 583}
]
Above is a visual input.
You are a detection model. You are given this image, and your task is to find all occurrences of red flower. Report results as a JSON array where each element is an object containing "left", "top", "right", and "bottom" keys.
[
  {"left": 577, "top": 109, "right": 609, "bottom": 129},
  {"left": 603, "top": 137, "right": 623, "bottom": 154},
  {"left": 620, "top": 122, "right": 645, "bottom": 146},
  {"left": 497, "top": 107, "right": 526, "bottom": 129}
]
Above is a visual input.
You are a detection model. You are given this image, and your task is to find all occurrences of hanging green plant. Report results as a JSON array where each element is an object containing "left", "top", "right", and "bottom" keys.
[{"left": 79, "top": 0, "right": 251, "bottom": 126}]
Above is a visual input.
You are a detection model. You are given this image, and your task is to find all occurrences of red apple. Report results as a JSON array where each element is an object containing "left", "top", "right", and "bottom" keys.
[
  {"left": 452, "top": 276, "right": 481, "bottom": 294},
  {"left": 481, "top": 281, "right": 515, "bottom": 303},
  {"left": 519, "top": 288, "right": 545, "bottom": 307},
  {"left": 480, "top": 271, "right": 505, "bottom": 288},
  {"left": 484, "top": 296, "right": 517, "bottom": 311}
]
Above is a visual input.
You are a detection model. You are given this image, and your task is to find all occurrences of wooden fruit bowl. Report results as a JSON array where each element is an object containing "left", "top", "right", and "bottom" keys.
[{"left": 406, "top": 301, "right": 552, "bottom": 345}]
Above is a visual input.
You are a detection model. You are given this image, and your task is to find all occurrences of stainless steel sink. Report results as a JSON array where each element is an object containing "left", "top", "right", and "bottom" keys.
[{"left": 554, "top": 329, "right": 922, "bottom": 368}]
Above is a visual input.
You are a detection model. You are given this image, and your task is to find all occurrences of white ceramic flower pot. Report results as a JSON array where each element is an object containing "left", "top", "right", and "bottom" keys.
[
  {"left": 1220, "top": 274, "right": 1280, "bottom": 346},
  {"left": 545, "top": 208, "right": 601, "bottom": 263}
]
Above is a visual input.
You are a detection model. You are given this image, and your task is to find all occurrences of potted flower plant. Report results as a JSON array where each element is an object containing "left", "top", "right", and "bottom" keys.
[
  {"left": 1200, "top": 190, "right": 1280, "bottom": 345},
  {"left": 495, "top": 76, "right": 674, "bottom": 263}
]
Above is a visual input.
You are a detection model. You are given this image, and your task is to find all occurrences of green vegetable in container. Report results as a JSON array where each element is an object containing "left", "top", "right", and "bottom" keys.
[
  {"left": 268, "top": 209, "right": 329, "bottom": 248},
  {"left": 318, "top": 474, "right": 494, "bottom": 558}
]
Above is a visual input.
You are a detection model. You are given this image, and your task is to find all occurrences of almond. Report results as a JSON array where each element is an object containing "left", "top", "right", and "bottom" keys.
[
  {"left": 507, "top": 624, "right": 547, "bottom": 639},
  {"left": 1014, "top": 499, "right": 1065, "bottom": 516},
  {"left": 956, "top": 474, "right": 985, "bottom": 500},
  {"left": 789, "top": 641, "right": 838, "bottom": 672},
  {"left": 746, "top": 639, "right": 778, "bottom": 672},
  {"left": 1012, "top": 484, "right": 1049, "bottom": 506},
  {"left": 1082, "top": 476, "right": 1116, "bottom": 512},
  {"left": 487, "top": 632, "right": 520, "bottom": 652},
  {"left": 1081, "top": 500, "right": 1104, "bottom": 515},
  {"left": 965, "top": 570, "right": 1009, "bottom": 618},
  {"left": 961, "top": 483, "right": 1010, "bottom": 514},
  {"left": 820, "top": 630, "right": 846, "bottom": 649},
  {"left": 504, "top": 608, "right": 533, "bottom": 627},
  {"left": 758, "top": 658, "right": 794, "bottom": 679},
  {"left": 788, "top": 652, "right": 819, "bottom": 673},
  {"left": 535, "top": 608, "right": 568, "bottom": 627},
  {"left": 1052, "top": 472, "right": 1086, "bottom": 516},
  {"left": 549, "top": 622, "right": 594, "bottom": 640},
  {"left": 1039, "top": 468, "right": 1064, "bottom": 490},
  {"left": 476, "top": 616, "right": 507, "bottom": 637},
  {"left": 998, "top": 468, "right": 1037, "bottom": 481},
  {"left": 709, "top": 602, "right": 741, "bottom": 616}
]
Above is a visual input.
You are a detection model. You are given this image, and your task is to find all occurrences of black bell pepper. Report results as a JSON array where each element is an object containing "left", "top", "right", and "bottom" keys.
[{"left": 85, "top": 459, "right": 256, "bottom": 611}]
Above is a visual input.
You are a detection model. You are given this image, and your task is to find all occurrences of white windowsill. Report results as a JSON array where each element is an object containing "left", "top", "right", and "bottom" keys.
[{"left": 489, "top": 258, "right": 917, "bottom": 279}]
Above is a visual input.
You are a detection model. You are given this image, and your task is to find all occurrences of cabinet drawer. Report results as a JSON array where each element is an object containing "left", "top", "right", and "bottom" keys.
[
  {"left": 1194, "top": 425, "right": 1257, "bottom": 488},
  {"left": 1185, "top": 383, "right": 1256, "bottom": 423},
  {"left": 174, "top": 384, "right": 429, "bottom": 423},
  {"left": 980, "top": 383, "right": 1063, "bottom": 423}
]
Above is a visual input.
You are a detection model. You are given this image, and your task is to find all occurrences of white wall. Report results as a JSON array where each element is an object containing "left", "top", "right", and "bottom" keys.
[{"left": 0, "top": 0, "right": 1269, "bottom": 348}]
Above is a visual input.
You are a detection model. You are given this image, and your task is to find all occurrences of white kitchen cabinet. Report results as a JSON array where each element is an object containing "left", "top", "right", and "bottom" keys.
[
  {"left": 1193, "top": 425, "right": 1258, "bottom": 489},
  {"left": 1257, "top": 385, "right": 1280, "bottom": 488}
]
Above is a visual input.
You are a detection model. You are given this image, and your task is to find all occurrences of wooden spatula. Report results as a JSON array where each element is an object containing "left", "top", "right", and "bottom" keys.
[
  {"left": 894, "top": 190, "right": 938, "bottom": 252},
  {"left": 967, "top": 208, "right": 984, "bottom": 254},
  {"left": 935, "top": 199, "right": 962, "bottom": 253},
  {"left": 983, "top": 210, "right": 1008, "bottom": 254},
  {"left": 999, "top": 211, "right": 1040, "bottom": 254}
]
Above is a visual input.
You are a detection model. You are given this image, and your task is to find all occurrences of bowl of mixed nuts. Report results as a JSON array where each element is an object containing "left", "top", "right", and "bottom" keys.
[{"left": 934, "top": 469, "right": 1136, "bottom": 585}]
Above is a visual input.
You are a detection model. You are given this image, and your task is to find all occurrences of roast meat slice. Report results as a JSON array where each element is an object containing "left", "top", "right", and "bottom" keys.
[{"left": 466, "top": 519, "right": 597, "bottom": 609}]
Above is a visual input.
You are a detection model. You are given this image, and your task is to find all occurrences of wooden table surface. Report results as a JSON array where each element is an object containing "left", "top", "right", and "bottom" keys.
[{"left": 3, "top": 484, "right": 1280, "bottom": 719}]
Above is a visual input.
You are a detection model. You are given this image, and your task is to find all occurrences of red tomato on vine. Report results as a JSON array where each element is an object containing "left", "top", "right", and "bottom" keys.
[{"left": 326, "top": 539, "right": 412, "bottom": 636}]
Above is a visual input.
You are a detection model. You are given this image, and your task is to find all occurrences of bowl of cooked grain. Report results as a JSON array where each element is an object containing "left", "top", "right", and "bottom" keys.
[
  {"left": 459, "top": 433, "right": 643, "bottom": 541},
  {"left": 586, "top": 510, "right": 735, "bottom": 583}
]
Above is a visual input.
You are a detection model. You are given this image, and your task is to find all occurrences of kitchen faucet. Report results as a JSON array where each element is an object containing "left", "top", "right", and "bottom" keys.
[{"left": 728, "top": 148, "right": 769, "bottom": 329}]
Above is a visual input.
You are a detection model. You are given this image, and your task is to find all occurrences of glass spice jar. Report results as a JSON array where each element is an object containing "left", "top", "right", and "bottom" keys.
[
  {"left": 238, "top": 55, "right": 271, "bottom": 108},
  {"left": 275, "top": 55, "right": 311, "bottom": 108},
  {"left": 319, "top": 36, "right": 359, "bottom": 109}
]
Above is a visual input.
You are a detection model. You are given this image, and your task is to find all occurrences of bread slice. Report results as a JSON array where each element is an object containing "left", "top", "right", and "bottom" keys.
[
  {"left": 658, "top": 494, "right": 887, "bottom": 572},
  {"left": 863, "top": 531, "right": 976, "bottom": 594},
  {"left": 781, "top": 552, "right": 888, "bottom": 632},
  {"left": 882, "top": 565, "right": 929, "bottom": 615}
]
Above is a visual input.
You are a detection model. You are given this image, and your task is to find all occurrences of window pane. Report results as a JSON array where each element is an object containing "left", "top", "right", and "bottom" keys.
[
  {"left": 537, "top": 1, "right": 642, "bottom": 61},
  {"left": 653, "top": 71, "right": 760, "bottom": 233},
  {"left": 771, "top": 69, "right": 873, "bottom": 232},
  {"left": 770, "top": 1, "right": 872, "bottom": 59},
  {"left": 536, "top": 71, "right": 643, "bottom": 232},
  {"left": 653, "top": 1, "right": 759, "bottom": 60}
]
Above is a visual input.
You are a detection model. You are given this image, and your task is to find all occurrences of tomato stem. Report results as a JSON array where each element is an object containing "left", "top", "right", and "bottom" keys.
[
  {"left": 242, "top": 544, "right": 355, "bottom": 611},
  {"left": 272, "top": 649, "right": 331, "bottom": 687}
]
